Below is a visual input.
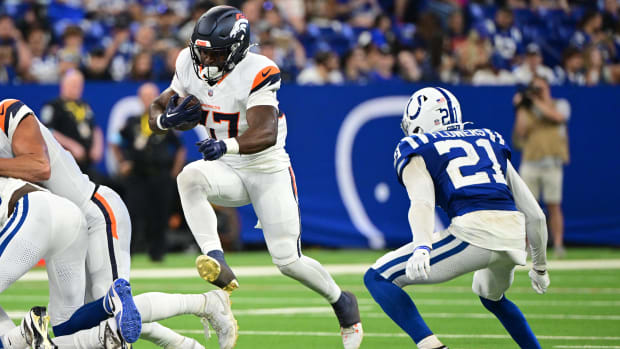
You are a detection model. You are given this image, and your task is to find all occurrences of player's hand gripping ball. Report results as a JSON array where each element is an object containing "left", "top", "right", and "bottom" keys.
[{"left": 161, "top": 94, "right": 202, "bottom": 130}]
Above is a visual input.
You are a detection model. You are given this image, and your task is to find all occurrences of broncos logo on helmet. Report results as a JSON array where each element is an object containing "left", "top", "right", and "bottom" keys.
[{"left": 190, "top": 6, "right": 251, "bottom": 85}]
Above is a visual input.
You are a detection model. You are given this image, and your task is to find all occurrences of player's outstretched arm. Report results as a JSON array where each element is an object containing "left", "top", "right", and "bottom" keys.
[
  {"left": 402, "top": 156, "right": 436, "bottom": 280},
  {"left": 505, "top": 160, "right": 550, "bottom": 293},
  {"left": 0, "top": 115, "right": 51, "bottom": 182},
  {"left": 148, "top": 88, "right": 177, "bottom": 134}
]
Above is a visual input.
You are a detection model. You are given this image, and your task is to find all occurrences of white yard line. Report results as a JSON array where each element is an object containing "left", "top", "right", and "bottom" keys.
[
  {"left": 6, "top": 308, "right": 619, "bottom": 321},
  {"left": 175, "top": 329, "right": 620, "bottom": 342},
  {"left": 14, "top": 259, "right": 620, "bottom": 282},
  {"left": 554, "top": 346, "right": 620, "bottom": 348}
]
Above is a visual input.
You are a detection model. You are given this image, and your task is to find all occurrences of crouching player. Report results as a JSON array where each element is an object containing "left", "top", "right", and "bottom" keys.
[{"left": 364, "top": 87, "right": 551, "bottom": 349}]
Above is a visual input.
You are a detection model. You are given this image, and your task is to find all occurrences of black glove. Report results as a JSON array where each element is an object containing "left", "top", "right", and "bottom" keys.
[
  {"left": 197, "top": 138, "right": 227, "bottom": 161},
  {"left": 159, "top": 94, "right": 202, "bottom": 129}
]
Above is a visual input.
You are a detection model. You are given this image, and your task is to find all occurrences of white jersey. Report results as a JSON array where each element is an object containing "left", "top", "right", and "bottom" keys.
[
  {"left": 171, "top": 49, "right": 290, "bottom": 172},
  {"left": 0, "top": 99, "right": 95, "bottom": 209}
]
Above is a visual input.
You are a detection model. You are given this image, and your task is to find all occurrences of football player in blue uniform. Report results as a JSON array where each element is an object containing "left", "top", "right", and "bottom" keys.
[{"left": 364, "top": 87, "right": 550, "bottom": 349}]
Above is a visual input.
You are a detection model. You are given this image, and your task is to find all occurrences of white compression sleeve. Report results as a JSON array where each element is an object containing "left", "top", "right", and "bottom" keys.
[
  {"left": 402, "top": 156, "right": 436, "bottom": 248},
  {"left": 505, "top": 160, "right": 548, "bottom": 269}
]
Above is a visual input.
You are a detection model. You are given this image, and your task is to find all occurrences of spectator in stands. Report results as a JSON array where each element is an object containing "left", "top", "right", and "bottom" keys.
[
  {"left": 297, "top": 50, "right": 344, "bottom": 85},
  {"left": 328, "top": 0, "right": 382, "bottom": 28},
  {"left": 343, "top": 46, "right": 370, "bottom": 83},
  {"left": 128, "top": 50, "right": 154, "bottom": 81},
  {"left": 367, "top": 45, "right": 399, "bottom": 82},
  {"left": 24, "top": 26, "right": 58, "bottom": 83},
  {"left": 456, "top": 28, "right": 492, "bottom": 81},
  {"left": 40, "top": 69, "right": 104, "bottom": 176},
  {"left": 483, "top": 7, "right": 524, "bottom": 70},
  {"left": 513, "top": 75, "right": 570, "bottom": 258},
  {"left": 157, "top": 45, "right": 182, "bottom": 81},
  {"left": 0, "top": 14, "right": 30, "bottom": 83},
  {"left": 571, "top": 10, "right": 604, "bottom": 50},
  {"left": 558, "top": 46, "right": 586, "bottom": 85},
  {"left": 118, "top": 83, "right": 186, "bottom": 261},
  {"left": 57, "top": 25, "right": 85, "bottom": 65},
  {"left": 584, "top": 44, "right": 612, "bottom": 85},
  {"left": 396, "top": 49, "right": 421, "bottom": 82},
  {"left": 177, "top": 1, "right": 216, "bottom": 43},
  {"left": 82, "top": 47, "right": 113, "bottom": 81},
  {"left": 104, "top": 12, "right": 134, "bottom": 81},
  {"left": 472, "top": 52, "right": 516, "bottom": 85},
  {"left": 438, "top": 52, "right": 460, "bottom": 83},
  {"left": 602, "top": 0, "right": 619, "bottom": 33},
  {"left": 446, "top": 9, "right": 467, "bottom": 52},
  {"left": 513, "top": 43, "right": 557, "bottom": 84}
]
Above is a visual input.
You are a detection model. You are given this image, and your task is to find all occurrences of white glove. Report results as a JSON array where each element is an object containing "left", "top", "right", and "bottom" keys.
[
  {"left": 528, "top": 268, "right": 550, "bottom": 294},
  {"left": 406, "top": 246, "right": 431, "bottom": 280}
]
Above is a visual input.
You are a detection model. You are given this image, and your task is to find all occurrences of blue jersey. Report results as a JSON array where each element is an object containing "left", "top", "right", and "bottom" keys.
[{"left": 394, "top": 128, "right": 517, "bottom": 219}]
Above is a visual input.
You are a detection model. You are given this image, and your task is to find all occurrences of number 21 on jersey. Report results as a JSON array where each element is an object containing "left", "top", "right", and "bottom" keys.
[{"left": 434, "top": 139, "right": 507, "bottom": 189}]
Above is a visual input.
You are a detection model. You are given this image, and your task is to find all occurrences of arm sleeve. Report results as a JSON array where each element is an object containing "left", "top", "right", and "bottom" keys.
[
  {"left": 247, "top": 89, "right": 279, "bottom": 109},
  {"left": 401, "top": 156, "right": 436, "bottom": 248},
  {"left": 505, "top": 160, "right": 548, "bottom": 269},
  {"left": 1, "top": 99, "right": 36, "bottom": 142}
]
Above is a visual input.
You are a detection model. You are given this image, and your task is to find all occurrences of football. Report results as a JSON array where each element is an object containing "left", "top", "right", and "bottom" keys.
[{"left": 174, "top": 95, "right": 202, "bottom": 130}]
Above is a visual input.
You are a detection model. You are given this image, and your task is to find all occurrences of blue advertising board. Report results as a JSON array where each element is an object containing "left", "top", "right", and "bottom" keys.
[{"left": 2, "top": 83, "right": 619, "bottom": 247}]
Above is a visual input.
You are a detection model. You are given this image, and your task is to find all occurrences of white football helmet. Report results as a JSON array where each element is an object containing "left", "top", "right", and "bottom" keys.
[{"left": 401, "top": 87, "right": 464, "bottom": 135}]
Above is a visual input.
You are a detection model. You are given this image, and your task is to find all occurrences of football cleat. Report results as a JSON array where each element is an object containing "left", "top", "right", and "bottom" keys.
[
  {"left": 103, "top": 278, "right": 142, "bottom": 343},
  {"left": 21, "top": 306, "right": 57, "bottom": 349},
  {"left": 199, "top": 290, "right": 238, "bottom": 349},
  {"left": 196, "top": 254, "right": 239, "bottom": 293},
  {"left": 99, "top": 318, "right": 132, "bottom": 349},
  {"left": 341, "top": 322, "right": 363, "bottom": 349}
]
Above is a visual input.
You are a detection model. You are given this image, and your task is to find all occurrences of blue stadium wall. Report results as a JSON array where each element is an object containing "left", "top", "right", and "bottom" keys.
[{"left": 2, "top": 83, "right": 619, "bottom": 248}]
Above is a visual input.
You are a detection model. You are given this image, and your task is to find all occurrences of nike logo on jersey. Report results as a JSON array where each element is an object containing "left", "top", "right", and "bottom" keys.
[{"left": 262, "top": 68, "right": 272, "bottom": 77}]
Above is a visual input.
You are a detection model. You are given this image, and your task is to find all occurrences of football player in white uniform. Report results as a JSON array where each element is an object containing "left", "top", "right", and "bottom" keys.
[
  {"left": 0, "top": 99, "right": 238, "bottom": 349},
  {"left": 364, "top": 87, "right": 550, "bottom": 349},
  {"left": 148, "top": 6, "right": 363, "bottom": 348}
]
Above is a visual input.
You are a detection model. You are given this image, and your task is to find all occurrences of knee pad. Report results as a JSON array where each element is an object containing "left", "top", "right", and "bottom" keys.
[{"left": 177, "top": 167, "right": 204, "bottom": 191}]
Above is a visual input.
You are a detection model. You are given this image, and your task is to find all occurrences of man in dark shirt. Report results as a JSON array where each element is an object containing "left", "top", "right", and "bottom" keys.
[
  {"left": 40, "top": 69, "right": 103, "bottom": 174},
  {"left": 119, "top": 106, "right": 186, "bottom": 261}
]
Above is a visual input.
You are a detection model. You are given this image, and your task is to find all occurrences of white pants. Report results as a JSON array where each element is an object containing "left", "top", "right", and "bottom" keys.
[
  {"left": 179, "top": 159, "right": 301, "bottom": 266},
  {"left": 0, "top": 191, "right": 87, "bottom": 325},
  {"left": 372, "top": 230, "right": 520, "bottom": 301},
  {"left": 81, "top": 185, "right": 131, "bottom": 301}
]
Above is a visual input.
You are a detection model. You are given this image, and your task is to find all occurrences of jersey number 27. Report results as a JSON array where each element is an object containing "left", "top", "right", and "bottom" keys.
[{"left": 434, "top": 139, "right": 507, "bottom": 189}]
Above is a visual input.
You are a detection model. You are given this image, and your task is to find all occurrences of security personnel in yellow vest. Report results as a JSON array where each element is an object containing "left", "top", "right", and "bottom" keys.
[{"left": 40, "top": 69, "right": 103, "bottom": 174}]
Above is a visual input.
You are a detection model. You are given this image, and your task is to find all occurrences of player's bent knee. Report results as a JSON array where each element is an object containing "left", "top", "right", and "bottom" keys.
[
  {"left": 479, "top": 295, "right": 504, "bottom": 312},
  {"left": 275, "top": 257, "right": 301, "bottom": 276},
  {"left": 364, "top": 268, "right": 390, "bottom": 291},
  {"left": 177, "top": 166, "right": 208, "bottom": 193}
]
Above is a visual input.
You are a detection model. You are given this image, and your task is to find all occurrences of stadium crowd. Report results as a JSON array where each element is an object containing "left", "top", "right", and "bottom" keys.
[{"left": 0, "top": 0, "right": 619, "bottom": 86}]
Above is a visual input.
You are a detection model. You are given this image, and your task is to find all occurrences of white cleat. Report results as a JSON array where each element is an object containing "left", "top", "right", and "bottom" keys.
[
  {"left": 22, "top": 306, "right": 57, "bottom": 349},
  {"left": 199, "top": 290, "right": 238, "bottom": 349},
  {"left": 341, "top": 322, "right": 363, "bottom": 349},
  {"left": 99, "top": 318, "right": 132, "bottom": 349}
]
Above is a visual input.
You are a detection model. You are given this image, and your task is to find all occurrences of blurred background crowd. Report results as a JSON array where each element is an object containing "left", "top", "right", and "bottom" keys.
[{"left": 1, "top": 0, "right": 619, "bottom": 86}]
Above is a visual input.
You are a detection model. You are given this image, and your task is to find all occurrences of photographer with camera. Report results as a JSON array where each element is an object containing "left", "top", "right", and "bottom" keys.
[{"left": 513, "top": 76, "right": 570, "bottom": 258}]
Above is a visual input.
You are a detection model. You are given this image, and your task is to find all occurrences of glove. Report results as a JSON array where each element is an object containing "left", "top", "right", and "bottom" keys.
[
  {"left": 197, "top": 138, "right": 227, "bottom": 161},
  {"left": 159, "top": 94, "right": 202, "bottom": 129},
  {"left": 406, "top": 246, "right": 431, "bottom": 280},
  {"left": 528, "top": 268, "right": 550, "bottom": 294}
]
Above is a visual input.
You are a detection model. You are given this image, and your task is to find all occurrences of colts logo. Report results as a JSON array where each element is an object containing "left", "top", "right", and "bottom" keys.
[
  {"left": 230, "top": 15, "right": 248, "bottom": 39},
  {"left": 406, "top": 94, "right": 427, "bottom": 120}
]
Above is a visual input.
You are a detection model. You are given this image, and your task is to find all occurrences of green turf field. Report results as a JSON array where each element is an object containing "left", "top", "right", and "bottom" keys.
[{"left": 2, "top": 248, "right": 620, "bottom": 348}]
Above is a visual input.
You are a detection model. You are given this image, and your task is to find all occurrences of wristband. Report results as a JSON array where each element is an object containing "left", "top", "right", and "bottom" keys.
[
  {"left": 156, "top": 114, "right": 169, "bottom": 131},
  {"left": 222, "top": 138, "right": 240, "bottom": 154},
  {"left": 533, "top": 268, "right": 546, "bottom": 275},
  {"left": 414, "top": 245, "right": 431, "bottom": 253}
]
